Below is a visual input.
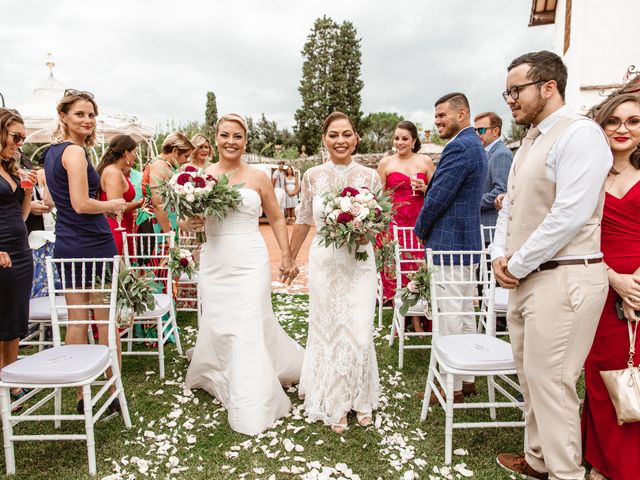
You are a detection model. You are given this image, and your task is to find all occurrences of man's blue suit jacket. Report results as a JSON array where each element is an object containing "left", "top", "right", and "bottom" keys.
[
  {"left": 414, "top": 127, "right": 487, "bottom": 263},
  {"left": 480, "top": 140, "right": 513, "bottom": 228}
]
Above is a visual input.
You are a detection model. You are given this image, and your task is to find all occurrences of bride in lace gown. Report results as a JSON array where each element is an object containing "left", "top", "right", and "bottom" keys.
[
  {"left": 184, "top": 114, "right": 304, "bottom": 436},
  {"left": 290, "top": 112, "right": 381, "bottom": 433}
]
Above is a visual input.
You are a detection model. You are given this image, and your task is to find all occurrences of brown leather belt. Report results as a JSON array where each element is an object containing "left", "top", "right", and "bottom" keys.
[{"left": 535, "top": 258, "right": 603, "bottom": 272}]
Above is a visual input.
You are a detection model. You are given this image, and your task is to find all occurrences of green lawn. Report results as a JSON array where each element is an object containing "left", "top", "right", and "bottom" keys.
[{"left": 2, "top": 294, "right": 526, "bottom": 480}]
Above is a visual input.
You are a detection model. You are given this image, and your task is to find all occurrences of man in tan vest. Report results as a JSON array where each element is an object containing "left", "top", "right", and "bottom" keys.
[{"left": 491, "top": 51, "right": 612, "bottom": 480}]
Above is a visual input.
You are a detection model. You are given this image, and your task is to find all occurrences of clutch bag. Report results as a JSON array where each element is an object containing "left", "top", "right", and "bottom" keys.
[{"left": 600, "top": 319, "right": 640, "bottom": 425}]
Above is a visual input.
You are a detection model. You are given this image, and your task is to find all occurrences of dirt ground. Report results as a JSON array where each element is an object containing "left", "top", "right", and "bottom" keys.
[{"left": 259, "top": 223, "right": 315, "bottom": 294}]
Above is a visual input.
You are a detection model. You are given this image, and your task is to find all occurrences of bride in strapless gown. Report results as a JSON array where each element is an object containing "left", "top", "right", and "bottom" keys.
[{"left": 184, "top": 114, "right": 304, "bottom": 436}]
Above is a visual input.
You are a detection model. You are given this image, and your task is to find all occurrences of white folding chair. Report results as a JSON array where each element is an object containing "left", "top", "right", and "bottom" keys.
[
  {"left": 375, "top": 273, "right": 386, "bottom": 328},
  {"left": 0, "top": 256, "right": 132, "bottom": 475},
  {"left": 480, "top": 224, "right": 509, "bottom": 336},
  {"left": 388, "top": 225, "right": 430, "bottom": 369},
  {"left": 121, "top": 232, "right": 182, "bottom": 378},
  {"left": 175, "top": 229, "right": 200, "bottom": 323},
  {"left": 420, "top": 249, "right": 524, "bottom": 464}
]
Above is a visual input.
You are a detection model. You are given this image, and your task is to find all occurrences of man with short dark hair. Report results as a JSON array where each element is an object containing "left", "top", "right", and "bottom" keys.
[
  {"left": 473, "top": 112, "right": 513, "bottom": 231},
  {"left": 415, "top": 92, "right": 487, "bottom": 403},
  {"left": 492, "top": 51, "right": 611, "bottom": 480}
]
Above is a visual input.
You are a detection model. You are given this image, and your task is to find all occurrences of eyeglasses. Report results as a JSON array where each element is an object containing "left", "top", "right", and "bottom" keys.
[
  {"left": 8, "top": 132, "right": 27, "bottom": 143},
  {"left": 502, "top": 80, "right": 549, "bottom": 101},
  {"left": 474, "top": 127, "right": 494, "bottom": 134},
  {"left": 603, "top": 116, "right": 640, "bottom": 132},
  {"left": 64, "top": 89, "right": 95, "bottom": 99}
]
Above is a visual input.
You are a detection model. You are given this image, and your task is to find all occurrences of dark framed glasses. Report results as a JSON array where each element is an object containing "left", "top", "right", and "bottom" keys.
[
  {"left": 603, "top": 116, "right": 640, "bottom": 132},
  {"left": 502, "top": 80, "right": 549, "bottom": 101},
  {"left": 64, "top": 89, "right": 95, "bottom": 99},
  {"left": 8, "top": 132, "right": 27, "bottom": 143}
]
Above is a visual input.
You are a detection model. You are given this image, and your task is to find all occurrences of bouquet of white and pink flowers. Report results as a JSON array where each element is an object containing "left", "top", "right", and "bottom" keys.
[
  {"left": 169, "top": 247, "right": 197, "bottom": 279},
  {"left": 318, "top": 186, "right": 393, "bottom": 261},
  {"left": 398, "top": 262, "right": 431, "bottom": 317},
  {"left": 156, "top": 165, "right": 243, "bottom": 243}
]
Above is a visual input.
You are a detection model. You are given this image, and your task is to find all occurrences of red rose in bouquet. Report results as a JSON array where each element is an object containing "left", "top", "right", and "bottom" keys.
[
  {"left": 193, "top": 176, "right": 206, "bottom": 188},
  {"left": 340, "top": 186, "right": 360, "bottom": 197},
  {"left": 183, "top": 165, "right": 197, "bottom": 173},
  {"left": 337, "top": 211, "right": 354, "bottom": 224},
  {"left": 176, "top": 173, "right": 192, "bottom": 186}
]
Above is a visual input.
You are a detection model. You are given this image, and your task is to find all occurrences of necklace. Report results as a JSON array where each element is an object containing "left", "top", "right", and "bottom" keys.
[
  {"left": 220, "top": 166, "right": 240, "bottom": 178},
  {"left": 607, "top": 164, "right": 629, "bottom": 191}
]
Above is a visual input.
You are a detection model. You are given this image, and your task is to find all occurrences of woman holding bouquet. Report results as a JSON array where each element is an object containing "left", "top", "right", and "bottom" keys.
[
  {"left": 290, "top": 111, "right": 381, "bottom": 433},
  {"left": 184, "top": 113, "right": 304, "bottom": 436},
  {"left": 377, "top": 121, "right": 435, "bottom": 332}
]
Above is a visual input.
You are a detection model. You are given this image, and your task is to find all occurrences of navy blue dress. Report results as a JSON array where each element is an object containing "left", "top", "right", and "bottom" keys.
[
  {"left": 44, "top": 143, "right": 116, "bottom": 285},
  {"left": 0, "top": 173, "right": 32, "bottom": 340}
]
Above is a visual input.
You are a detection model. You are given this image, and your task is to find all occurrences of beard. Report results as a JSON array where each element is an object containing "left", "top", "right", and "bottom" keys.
[
  {"left": 515, "top": 93, "right": 548, "bottom": 126},
  {"left": 440, "top": 119, "right": 462, "bottom": 140}
]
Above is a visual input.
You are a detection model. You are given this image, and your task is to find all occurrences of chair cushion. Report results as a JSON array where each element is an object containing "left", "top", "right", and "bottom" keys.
[
  {"left": 138, "top": 293, "right": 172, "bottom": 318},
  {"left": 435, "top": 334, "right": 515, "bottom": 371},
  {"left": 0, "top": 345, "right": 110, "bottom": 384},
  {"left": 29, "top": 296, "right": 68, "bottom": 320},
  {"left": 494, "top": 287, "right": 509, "bottom": 312}
]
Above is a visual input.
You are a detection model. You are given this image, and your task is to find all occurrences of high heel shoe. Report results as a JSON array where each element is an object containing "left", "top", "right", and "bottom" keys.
[
  {"left": 330, "top": 415, "right": 348, "bottom": 434},
  {"left": 356, "top": 412, "right": 372, "bottom": 427}
]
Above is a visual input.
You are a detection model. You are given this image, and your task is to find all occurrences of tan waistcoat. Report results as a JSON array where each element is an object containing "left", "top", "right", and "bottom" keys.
[{"left": 506, "top": 116, "right": 605, "bottom": 257}]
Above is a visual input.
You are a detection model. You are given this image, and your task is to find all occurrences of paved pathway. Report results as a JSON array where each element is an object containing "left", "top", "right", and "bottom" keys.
[{"left": 259, "top": 224, "right": 315, "bottom": 294}]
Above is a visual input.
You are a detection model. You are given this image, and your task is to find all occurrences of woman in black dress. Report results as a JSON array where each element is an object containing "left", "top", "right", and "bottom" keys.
[
  {"left": 43, "top": 91, "right": 126, "bottom": 413},
  {"left": 0, "top": 109, "right": 38, "bottom": 401}
]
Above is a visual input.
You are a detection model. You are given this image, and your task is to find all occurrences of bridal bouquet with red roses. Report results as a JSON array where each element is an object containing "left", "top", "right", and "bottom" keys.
[
  {"left": 157, "top": 166, "right": 243, "bottom": 243},
  {"left": 318, "top": 185, "right": 393, "bottom": 261}
]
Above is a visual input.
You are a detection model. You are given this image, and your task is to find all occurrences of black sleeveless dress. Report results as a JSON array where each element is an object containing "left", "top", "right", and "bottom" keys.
[{"left": 0, "top": 173, "right": 32, "bottom": 340}]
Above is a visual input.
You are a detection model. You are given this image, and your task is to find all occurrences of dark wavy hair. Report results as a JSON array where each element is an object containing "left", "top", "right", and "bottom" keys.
[
  {"left": 96, "top": 134, "right": 137, "bottom": 177},
  {"left": 0, "top": 108, "right": 24, "bottom": 176},
  {"left": 395, "top": 121, "right": 421, "bottom": 153},
  {"left": 593, "top": 93, "right": 640, "bottom": 170}
]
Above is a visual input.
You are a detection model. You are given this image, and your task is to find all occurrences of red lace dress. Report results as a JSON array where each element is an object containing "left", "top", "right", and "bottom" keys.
[
  {"left": 379, "top": 172, "right": 428, "bottom": 301},
  {"left": 99, "top": 177, "right": 135, "bottom": 255},
  {"left": 582, "top": 180, "right": 640, "bottom": 480}
]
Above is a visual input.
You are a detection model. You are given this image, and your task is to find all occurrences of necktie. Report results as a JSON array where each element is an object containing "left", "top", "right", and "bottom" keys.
[{"left": 513, "top": 126, "right": 541, "bottom": 174}]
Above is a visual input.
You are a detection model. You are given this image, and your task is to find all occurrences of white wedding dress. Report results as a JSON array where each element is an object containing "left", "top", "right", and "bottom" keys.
[
  {"left": 185, "top": 188, "right": 305, "bottom": 436},
  {"left": 296, "top": 161, "right": 381, "bottom": 425}
]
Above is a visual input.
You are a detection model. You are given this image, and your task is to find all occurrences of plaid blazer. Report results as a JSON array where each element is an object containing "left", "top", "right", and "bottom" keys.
[{"left": 414, "top": 127, "right": 487, "bottom": 264}]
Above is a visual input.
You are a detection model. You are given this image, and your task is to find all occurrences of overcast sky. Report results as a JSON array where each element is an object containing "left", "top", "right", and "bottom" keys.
[{"left": 0, "top": 0, "right": 553, "bottom": 134}]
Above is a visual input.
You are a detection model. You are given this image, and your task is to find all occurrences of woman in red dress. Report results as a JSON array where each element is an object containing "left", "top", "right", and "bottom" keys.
[
  {"left": 97, "top": 135, "right": 144, "bottom": 254},
  {"left": 377, "top": 121, "right": 435, "bottom": 332},
  {"left": 582, "top": 93, "right": 640, "bottom": 480}
]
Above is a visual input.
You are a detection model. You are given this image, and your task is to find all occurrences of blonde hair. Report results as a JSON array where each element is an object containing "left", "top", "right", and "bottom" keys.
[
  {"left": 54, "top": 92, "right": 99, "bottom": 147},
  {"left": 216, "top": 113, "right": 248, "bottom": 135},
  {"left": 189, "top": 133, "right": 212, "bottom": 162},
  {"left": 160, "top": 132, "right": 194, "bottom": 155},
  {"left": 0, "top": 108, "right": 24, "bottom": 176}
]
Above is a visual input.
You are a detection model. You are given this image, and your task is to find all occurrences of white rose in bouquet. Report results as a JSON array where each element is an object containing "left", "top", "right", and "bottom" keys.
[
  {"left": 339, "top": 196, "right": 352, "bottom": 212},
  {"left": 407, "top": 281, "right": 420, "bottom": 293}
]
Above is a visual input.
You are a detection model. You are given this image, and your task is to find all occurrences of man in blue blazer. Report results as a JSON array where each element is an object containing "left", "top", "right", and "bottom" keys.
[
  {"left": 473, "top": 112, "right": 513, "bottom": 233},
  {"left": 414, "top": 92, "right": 487, "bottom": 403}
]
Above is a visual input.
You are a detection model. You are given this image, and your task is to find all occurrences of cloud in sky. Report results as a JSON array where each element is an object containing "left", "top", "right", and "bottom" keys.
[{"left": 0, "top": 0, "right": 553, "bottom": 133}]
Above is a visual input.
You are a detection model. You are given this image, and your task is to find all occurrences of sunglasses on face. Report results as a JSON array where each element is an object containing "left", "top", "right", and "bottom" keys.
[
  {"left": 8, "top": 132, "right": 27, "bottom": 143},
  {"left": 64, "top": 89, "right": 95, "bottom": 99},
  {"left": 475, "top": 127, "right": 493, "bottom": 134}
]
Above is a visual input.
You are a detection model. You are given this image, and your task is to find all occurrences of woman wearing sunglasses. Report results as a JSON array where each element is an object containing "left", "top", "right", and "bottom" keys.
[
  {"left": 0, "top": 108, "right": 38, "bottom": 406},
  {"left": 43, "top": 90, "right": 126, "bottom": 414}
]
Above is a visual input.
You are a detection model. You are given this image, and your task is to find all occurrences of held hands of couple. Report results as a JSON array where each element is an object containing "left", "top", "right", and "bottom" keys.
[
  {"left": 492, "top": 256, "right": 520, "bottom": 289},
  {"left": 279, "top": 256, "right": 299, "bottom": 286}
]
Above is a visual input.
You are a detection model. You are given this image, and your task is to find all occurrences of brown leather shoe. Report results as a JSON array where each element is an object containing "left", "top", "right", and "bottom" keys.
[
  {"left": 496, "top": 453, "right": 548, "bottom": 480},
  {"left": 416, "top": 388, "right": 464, "bottom": 405},
  {"left": 462, "top": 381, "right": 477, "bottom": 397}
]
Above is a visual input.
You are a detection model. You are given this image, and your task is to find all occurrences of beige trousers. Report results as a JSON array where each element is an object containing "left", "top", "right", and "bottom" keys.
[
  {"left": 435, "top": 264, "right": 477, "bottom": 390},
  {"left": 507, "top": 263, "right": 607, "bottom": 480}
]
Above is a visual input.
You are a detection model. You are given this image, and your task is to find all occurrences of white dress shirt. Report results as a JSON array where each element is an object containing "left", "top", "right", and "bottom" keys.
[
  {"left": 484, "top": 138, "right": 501, "bottom": 152},
  {"left": 490, "top": 105, "right": 613, "bottom": 279}
]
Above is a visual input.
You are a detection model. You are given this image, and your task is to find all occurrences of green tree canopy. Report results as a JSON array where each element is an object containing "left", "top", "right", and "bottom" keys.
[
  {"left": 294, "top": 16, "right": 364, "bottom": 154},
  {"left": 204, "top": 91, "right": 218, "bottom": 137},
  {"left": 359, "top": 112, "right": 404, "bottom": 153}
]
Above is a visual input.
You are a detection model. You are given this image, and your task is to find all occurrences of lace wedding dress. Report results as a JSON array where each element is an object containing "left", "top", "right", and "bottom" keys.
[
  {"left": 296, "top": 161, "right": 381, "bottom": 425},
  {"left": 185, "top": 188, "right": 305, "bottom": 436}
]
